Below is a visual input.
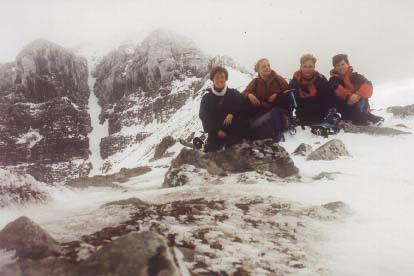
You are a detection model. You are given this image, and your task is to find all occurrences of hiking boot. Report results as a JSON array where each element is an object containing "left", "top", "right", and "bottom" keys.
[
  {"left": 192, "top": 137, "right": 204, "bottom": 150},
  {"left": 367, "top": 112, "right": 385, "bottom": 126},
  {"left": 324, "top": 108, "right": 341, "bottom": 126}
]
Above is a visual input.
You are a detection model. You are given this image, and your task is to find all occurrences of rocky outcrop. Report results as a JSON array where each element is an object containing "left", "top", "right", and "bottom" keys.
[
  {"left": 307, "top": 139, "right": 350, "bottom": 161},
  {"left": 93, "top": 29, "right": 248, "bottom": 166},
  {"left": 387, "top": 104, "right": 414, "bottom": 117},
  {"left": 0, "top": 188, "right": 348, "bottom": 275},
  {"left": 152, "top": 136, "right": 176, "bottom": 160},
  {"left": 0, "top": 216, "right": 61, "bottom": 259},
  {"left": 75, "top": 232, "right": 181, "bottom": 276},
  {"left": 66, "top": 166, "right": 151, "bottom": 189},
  {"left": 164, "top": 139, "right": 299, "bottom": 187},
  {"left": 293, "top": 143, "right": 313, "bottom": 156},
  {"left": 0, "top": 39, "right": 91, "bottom": 183},
  {"left": 312, "top": 171, "right": 341, "bottom": 180},
  {"left": 338, "top": 121, "right": 410, "bottom": 136},
  {"left": 0, "top": 169, "right": 49, "bottom": 207}
]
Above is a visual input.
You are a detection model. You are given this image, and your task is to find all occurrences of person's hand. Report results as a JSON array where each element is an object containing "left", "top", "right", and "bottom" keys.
[
  {"left": 268, "top": 93, "right": 278, "bottom": 103},
  {"left": 347, "top": 94, "right": 361, "bottom": 106},
  {"left": 223, "top": 114, "right": 234, "bottom": 127},
  {"left": 217, "top": 130, "right": 227, "bottom": 138},
  {"left": 248, "top": 94, "right": 261, "bottom": 107}
]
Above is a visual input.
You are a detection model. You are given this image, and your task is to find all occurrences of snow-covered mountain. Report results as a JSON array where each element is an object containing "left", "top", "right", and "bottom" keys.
[
  {"left": 0, "top": 39, "right": 92, "bottom": 183},
  {"left": 91, "top": 29, "right": 251, "bottom": 174},
  {"left": 1, "top": 29, "right": 414, "bottom": 275}
]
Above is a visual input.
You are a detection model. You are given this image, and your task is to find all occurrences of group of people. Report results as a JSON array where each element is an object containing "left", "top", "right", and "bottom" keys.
[{"left": 199, "top": 54, "right": 383, "bottom": 152}]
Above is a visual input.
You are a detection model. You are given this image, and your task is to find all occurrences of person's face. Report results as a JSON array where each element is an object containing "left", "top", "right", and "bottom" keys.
[
  {"left": 213, "top": 72, "right": 226, "bottom": 89},
  {"left": 258, "top": 60, "right": 271, "bottom": 78},
  {"left": 300, "top": 60, "right": 316, "bottom": 78},
  {"left": 334, "top": 60, "right": 350, "bottom": 76}
]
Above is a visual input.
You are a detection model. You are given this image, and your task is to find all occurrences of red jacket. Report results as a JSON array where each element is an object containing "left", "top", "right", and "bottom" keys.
[{"left": 329, "top": 67, "right": 373, "bottom": 100}]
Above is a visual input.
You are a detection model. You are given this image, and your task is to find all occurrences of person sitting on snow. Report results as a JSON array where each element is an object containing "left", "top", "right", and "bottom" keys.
[
  {"left": 241, "top": 58, "right": 294, "bottom": 142},
  {"left": 289, "top": 54, "right": 337, "bottom": 126},
  {"left": 329, "top": 54, "right": 384, "bottom": 125},
  {"left": 199, "top": 66, "right": 249, "bottom": 152}
]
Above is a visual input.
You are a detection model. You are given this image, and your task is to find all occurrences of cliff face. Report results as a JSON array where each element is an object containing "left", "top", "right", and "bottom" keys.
[
  {"left": 0, "top": 39, "right": 92, "bottom": 183},
  {"left": 91, "top": 30, "right": 209, "bottom": 169}
]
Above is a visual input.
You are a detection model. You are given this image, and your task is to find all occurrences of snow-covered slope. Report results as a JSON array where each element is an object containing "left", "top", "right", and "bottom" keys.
[{"left": 1, "top": 75, "right": 414, "bottom": 275}]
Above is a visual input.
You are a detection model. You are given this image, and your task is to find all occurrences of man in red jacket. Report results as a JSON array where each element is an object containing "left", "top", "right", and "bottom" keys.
[{"left": 329, "top": 54, "right": 383, "bottom": 125}]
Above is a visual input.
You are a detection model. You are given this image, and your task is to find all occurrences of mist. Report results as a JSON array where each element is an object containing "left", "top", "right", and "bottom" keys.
[{"left": 1, "top": 0, "right": 413, "bottom": 84}]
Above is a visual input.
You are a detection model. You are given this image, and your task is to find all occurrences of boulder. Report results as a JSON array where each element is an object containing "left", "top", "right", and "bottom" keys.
[
  {"left": 312, "top": 171, "right": 341, "bottom": 180},
  {"left": 307, "top": 139, "right": 350, "bottom": 161},
  {"left": 66, "top": 166, "right": 151, "bottom": 188},
  {"left": 152, "top": 136, "right": 176, "bottom": 160},
  {"left": 75, "top": 232, "right": 181, "bottom": 276},
  {"left": 387, "top": 104, "right": 414, "bottom": 117},
  {"left": 101, "top": 197, "right": 149, "bottom": 208},
  {"left": 0, "top": 216, "right": 60, "bottom": 260},
  {"left": 338, "top": 121, "right": 410, "bottom": 136},
  {"left": 293, "top": 143, "right": 313, "bottom": 156},
  {"left": 164, "top": 139, "right": 298, "bottom": 187}
]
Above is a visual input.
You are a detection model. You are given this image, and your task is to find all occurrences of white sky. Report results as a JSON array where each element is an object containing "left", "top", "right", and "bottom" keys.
[{"left": 1, "top": 0, "right": 413, "bottom": 83}]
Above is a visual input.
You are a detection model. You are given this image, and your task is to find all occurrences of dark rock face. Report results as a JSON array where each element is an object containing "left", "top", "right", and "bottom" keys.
[
  {"left": 93, "top": 29, "right": 246, "bottom": 161},
  {"left": 387, "top": 104, "right": 414, "bottom": 117},
  {"left": 15, "top": 38, "right": 89, "bottom": 105},
  {"left": 0, "top": 39, "right": 91, "bottom": 183},
  {"left": 0, "top": 216, "right": 61, "bottom": 260},
  {"left": 93, "top": 30, "right": 208, "bottom": 108},
  {"left": 164, "top": 139, "right": 299, "bottom": 187}
]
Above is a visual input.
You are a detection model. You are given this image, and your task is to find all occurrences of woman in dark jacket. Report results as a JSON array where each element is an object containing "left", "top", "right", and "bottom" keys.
[
  {"left": 289, "top": 54, "right": 337, "bottom": 126},
  {"left": 199, "top": 66, "right": 248, "bottom": 152}
]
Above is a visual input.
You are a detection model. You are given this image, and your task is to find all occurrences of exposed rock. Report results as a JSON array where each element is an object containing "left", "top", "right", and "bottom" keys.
[
  {"left": 0, "top": 216, "right": 61, "bottom": 260},
  {"left": 152, "top": 136, "right": 176, "bottom": 160},
  {"left": 101, "top": 197, "right": 149, "bottom": 208},
  {"left": 387, "top": 104, "right": 414, "bottom": 117},
  {"left": 307, "top": 139, "right": 350, "bottom": 161},
  {"left": 293, "top": 143, "right": 313, "bottom": 156},
  {"left": 100, "top": 134, "right": 136, "bottom": 159},
  {"left": 164, "top": 139, "right": 298, "bottom": 187},
  {"left": 312, "top": 171, "right": 341, "bottom": 180},
  {"left": 0, "top": 39, "right": 91, "bottom": 183},
  {"left": 0, "top": 169, "right": 49, "bottom": 207},
  {"left": 92, "top": 29, "right": 249, "bottom": 170},
  {"left": 322, "top": 201, "right": 349, "bottom": 213},
  {"left": 393, "top": 123, "right": 411, "bottom": 129},
  {"left": 75, "top": 232, "right": 181, "bottom": 276},
  {"left": 338, "top": 121, "right": 410, "bottom": 136},
  {"left": 91, "top": 192, "right": 342, "bottom": 275},
  {"left": 66, "top": 166, "right": 151, "bottom": 188},
  {"left": 178, "top": 138, "right": 193, "bottom": 148},
  {"left": 0, "top": 190, "right": 346, "bottom": 275}
]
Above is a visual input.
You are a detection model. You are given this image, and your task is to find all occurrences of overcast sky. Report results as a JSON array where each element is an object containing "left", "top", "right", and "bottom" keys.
[{"left": 1, "top": 0, "right": 413, "bottom": 84}]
